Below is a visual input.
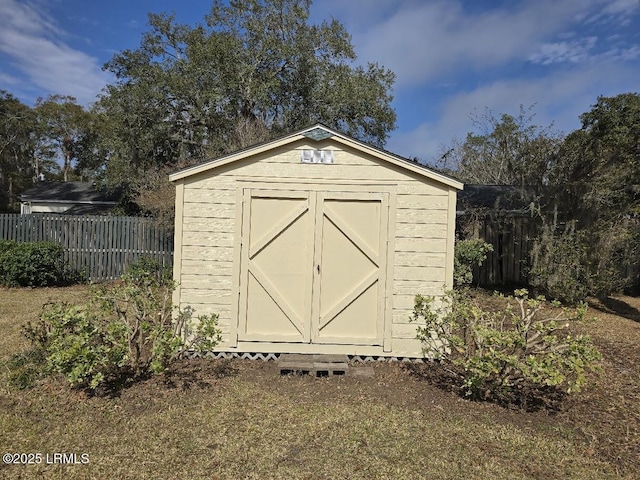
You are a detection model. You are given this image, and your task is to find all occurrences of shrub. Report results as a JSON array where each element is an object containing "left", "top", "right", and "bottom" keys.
[
  {"left": 529, "top": 219, "right": 632, "bottom": 304},
  {"left": 414, "top": 289, "right": 601, "bottom": 408},
  {"left": 454, "top": 238, "right": 493, "bottom": 287},
  {"left": 124, "top": 256, "right": 173, "bottom": 285},
  {"left": 16, "top": 258, "right": 221, "bottom": 391},
  {"left": 0, "top": 239, "right": 16, "bottom": 255},
  {"left": 0, "top": 241, "right": 81, "bottom": 287},
  {"left": 528, "top": 223, "right": 591, "bottom": 304}
]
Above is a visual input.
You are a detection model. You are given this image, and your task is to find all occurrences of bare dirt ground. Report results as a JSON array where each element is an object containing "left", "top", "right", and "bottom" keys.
[
  {"left": 1, "top": 286, "right": 639, "bottom": 479},
  {"left": 115, "top": 291, "right": 640, "bottom": 477}
]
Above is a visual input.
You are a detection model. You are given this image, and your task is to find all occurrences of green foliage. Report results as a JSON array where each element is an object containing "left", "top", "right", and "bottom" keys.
[
  {"left": 37, "top": 303, "right": 117, "bottom": 389},
  {"left": 0, "top": 241, "right": 80, "bottom": 287},
  {"left": 440, "top": 105, "right": 563, "bottom": 185},
  {"left": 0, "top": 91, "right": 41, "bottom": 211},
  {"left": 454, "top": 239, "right": 493, "bottom": 287},
  {"left": 0, "top": 239, "right": 16, "bottom": 255},
  {"left": 577, "top": 93, "right": 640, "bottom": 217},
  {"left": 14, "top": 258, "right": 221, "bottom": 390},
  {"left": 529, "top": 225, "right": 591, "bottom": 305},
  {"left": 96, "top": 0, "right": 396, "bottom": 221},
  {"left": 34, "top": 95, "right": 92, "bottom": 182},
  {"left": 414, "top": 289, "right": 601, "bottom": 406},
  {"left": 529, "top": 93, "right": 640, "bottom": 300},
  {"left": 447, "top": 94, "right": 640, "bottom": 298},
  {"left": 124, "top": 256, "right": 173, "bottom": 285},
  {"left": 529, "top": 221, "right": 631, "bottom": 303}
]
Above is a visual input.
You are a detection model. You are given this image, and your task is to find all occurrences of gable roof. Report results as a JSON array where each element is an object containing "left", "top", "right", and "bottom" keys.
[
  {"left": 20, "top": 182, "right": 122, "bottom": 204},
  {"left": 169, "top": 124, "right": 464, "bottom": 190}
]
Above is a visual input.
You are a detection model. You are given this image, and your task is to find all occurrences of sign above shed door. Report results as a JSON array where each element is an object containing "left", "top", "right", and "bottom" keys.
[{"left": 237, "top": 188, "right": 389, "bottom": 346}]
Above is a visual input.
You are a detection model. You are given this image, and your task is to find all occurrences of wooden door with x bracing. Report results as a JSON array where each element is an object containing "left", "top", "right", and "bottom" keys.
[{"left": 237, "top": 188, "right": 388, "bottom": 346}]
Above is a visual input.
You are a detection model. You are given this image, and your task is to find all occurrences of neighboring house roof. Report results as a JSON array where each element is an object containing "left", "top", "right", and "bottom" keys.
[
  {"left": 457, "top": 185, "right": 540, "bottom": 213},
  {"left": 61, "top": 204, "right": 118, "bottom": 215},
  {"left": 20, "top": 182, "right": 122, "bottom": 215},
  {"left": 20, "top": 182, "right": 122, "bottom": 204},
  {"left": 169, "top": 124, "right": 464, "bottom": 190}
]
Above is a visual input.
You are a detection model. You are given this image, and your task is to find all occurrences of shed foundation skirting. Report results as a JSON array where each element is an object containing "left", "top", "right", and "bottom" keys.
[
  {"left": 182, "top": 350, "right": 426, "bottom": 364},
  {"left": 206, "top": 340, "right": 424, "bottom": 358}
]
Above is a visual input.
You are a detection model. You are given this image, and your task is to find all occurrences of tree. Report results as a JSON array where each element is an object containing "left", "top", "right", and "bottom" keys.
[
  {"left": 447, "top": 94, "right": 640, "bottom": 301},
  {"left": 0, "top": 92, "right": 37, "bottom": 211},
  {"left": 34, "top": 95, "right": 91, "bottom": 182},
  {"left": 442, "top": 105, "right": 563, "bottom": 186},
  {"left": 577, "top": 93, "right": 640, "bottom": 218},
  {"left": 97, "top": 0, "right": 396, "bottom": 197},
  {"left": 557, "top": 93, "right": 640, "bottom": 297}
]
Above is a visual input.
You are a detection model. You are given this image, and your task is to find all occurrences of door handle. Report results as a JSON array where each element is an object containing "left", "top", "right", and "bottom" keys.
[{"left": 317, "top": 264, "right": 320, "bottom": 274}]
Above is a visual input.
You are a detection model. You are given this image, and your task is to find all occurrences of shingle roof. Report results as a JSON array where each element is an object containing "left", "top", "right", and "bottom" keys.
[
  {"left": 457, "top": 185, "right": 539, "bottom": 212},
  {"left": 20, "top": 182, "right": 122, "bottom": 204}
]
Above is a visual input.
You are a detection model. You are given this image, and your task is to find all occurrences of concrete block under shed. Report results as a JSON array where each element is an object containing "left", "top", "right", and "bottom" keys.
[{"left": 278, "top": 354, "right": 350, "bottom": 377}]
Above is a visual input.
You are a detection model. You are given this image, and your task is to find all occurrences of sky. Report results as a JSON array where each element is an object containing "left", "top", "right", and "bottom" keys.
[{"left": 0, "top": 0, "right": 639, "bottom": 163}]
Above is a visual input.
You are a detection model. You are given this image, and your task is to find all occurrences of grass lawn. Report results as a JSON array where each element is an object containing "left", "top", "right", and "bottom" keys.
[{"left": 0, "top": 285, "right": 638, "bottom": 479}]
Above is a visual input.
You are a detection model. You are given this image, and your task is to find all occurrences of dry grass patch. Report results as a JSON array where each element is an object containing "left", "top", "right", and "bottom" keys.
[{"left": 0, "top": 286, "right": 638, "bottom": 479}]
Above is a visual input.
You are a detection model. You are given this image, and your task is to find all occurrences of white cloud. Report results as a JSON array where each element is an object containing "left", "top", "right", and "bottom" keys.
[
  {"left": 0, "top": 0, "right": 112, "bottom": 106},
  {"left": 608, "top": 45, "right": 640, "bottom": 60},
  {"left": 529, "top": 36, "right": 598, "bottom": 65},
  {"left": 310, "top": 0, "right": 640, "bottom": 161},
  {"left": 0, "top": 71, "right": 20, "bottom": 87},
  {"left": 314, "top": 0, "right": 640, "bottom": 88},
  {"left": 324, "top": 0, "right": 603, "bottom": 87},
  {"left": 586, "top": 0, "right": 640, "bottom": 25},
  {"left": 387, "top": 60, "right": 639, "bottom": 161}
]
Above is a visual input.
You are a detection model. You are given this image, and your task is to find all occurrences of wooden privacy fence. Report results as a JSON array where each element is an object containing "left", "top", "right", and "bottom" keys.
[
  {"left": 458, "top": 213, "right": 541, "bottom": 287},
  {"left": 461, "top": 213, "right": 640, "bottom": 291},
  {"left": 0, "top": 214, "right": 173, "bottom": 281}
]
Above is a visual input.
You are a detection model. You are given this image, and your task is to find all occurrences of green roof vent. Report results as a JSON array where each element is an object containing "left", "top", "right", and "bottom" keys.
[{"left": 303, "top": 127, "right": 333, "bottom": 141}]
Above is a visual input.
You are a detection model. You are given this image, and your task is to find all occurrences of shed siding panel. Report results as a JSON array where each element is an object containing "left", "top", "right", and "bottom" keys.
[
  {"left": 395, "top": 266, "right": 446, "bottom": 282},
  {"left": 181, "top": 260, "right": 233, "bottom": 276},
  {"left": 392, "top": 323, "right": 422, "bottom": 339},
  {"left": 181, "top": 245, "right": 234, "bottom": 261},
  {"left": 395, "top": 237, "right": 447, "bottom": 253},
  {"left": 391, "top": 338, "right": 425, "bottom": 356},
  {"left": 180, "top": 181, "right": 238, "bottom": 345},
  {"left": 182, "top": 188, "right": 235, "bottom": 204},
  {"left": 396, "top": 194, "right": 449, "bottom": 210},
  {"left": 396, "top": 182, "right": 450, "bottom": 195},
  {"left": 181, "top": 217, "right": 234, "bottom": 233},
  {"left": 393, "top": 309, "right": 416, "bottom": 325},
  {"left": 182, "top": 203, "right": 235, "bottom": 218},
  {"left": 181, "top": 231, "right": 234, "bottom": 247},
  {"left": 396, "top": 209, "right": 448, "bottom": 224},
  {"left": 175, "top": 139, "right": 457, "bottom": 358},
  {"left": 180, "top": 274, "right": 233, "bottom": 290},
  {"left": 395, "top": 252, "right": 446, "bottom": 268},
  {"left": 215, "top": 163, "right": 397, "bottom": 182},
  {"left": 395, "top": 223, "right": 448, "bottom": 239},
  {"left": 180, "top": 289, "right": 231, "bottom": 304}
]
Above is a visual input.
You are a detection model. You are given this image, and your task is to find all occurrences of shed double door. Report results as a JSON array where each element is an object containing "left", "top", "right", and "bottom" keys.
[{"left": 237, "top": 188, "right": 389, "bottom": 346}]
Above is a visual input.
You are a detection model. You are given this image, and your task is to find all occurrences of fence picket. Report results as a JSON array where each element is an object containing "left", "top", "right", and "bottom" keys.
[{"left": 0, "top": 214, "right": 173, "bottom": 282}]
